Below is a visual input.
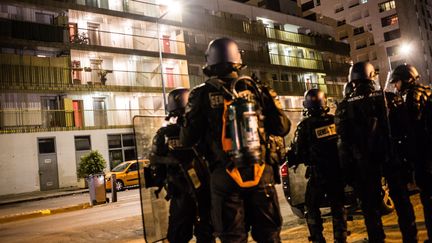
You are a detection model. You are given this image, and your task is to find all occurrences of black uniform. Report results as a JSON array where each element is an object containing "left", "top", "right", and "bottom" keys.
[
  {"left": 150, "top": 123, "right": 213, "bottom": 243},
  {"left": 399, "top": 83, "right": 432, "bottom": 241},
  {"left": 290, "top": 112, "right": 347, "bottom": 243},
  {"left": 335, "top": 81, "right": 389, "bottom": 242},
  {"left": 180, "top": 79, "right": 290, "bottom": 242},
  {"left": 385, "top": 92, "right": 418, "bottom": 243}
]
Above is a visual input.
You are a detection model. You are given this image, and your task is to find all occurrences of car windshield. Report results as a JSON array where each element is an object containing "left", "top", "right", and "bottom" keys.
[{"left": 111, "top": 163, "right": 130, "bottom": 172}]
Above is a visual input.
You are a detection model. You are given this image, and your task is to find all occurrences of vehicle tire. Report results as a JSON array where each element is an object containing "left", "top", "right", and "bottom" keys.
[
  {"left": 115, "top": 180, "right": 124, "bottom": 191},
  {"left": 380, "top": 179, "right": 395, "bottom": 215},
  {"left": 291, "top": 204, "right": 306, "bottom": 219}
]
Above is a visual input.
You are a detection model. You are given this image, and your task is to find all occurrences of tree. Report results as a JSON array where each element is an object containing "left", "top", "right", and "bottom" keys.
[{"left": 77, "top": 150, "right": 106, "bottom": 178}]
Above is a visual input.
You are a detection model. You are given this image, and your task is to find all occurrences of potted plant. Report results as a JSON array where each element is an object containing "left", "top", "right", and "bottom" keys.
[
  {"left": 97, "top": 69, "right": 112, "bottom": 85},
  {"left": 77, "top": 150, "right": 108, "bottom": 205}
]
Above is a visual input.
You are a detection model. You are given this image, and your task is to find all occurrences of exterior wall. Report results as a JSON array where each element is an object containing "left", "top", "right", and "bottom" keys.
[
  {"left": 0, "top": 128, "right": 132, "bottom": 195},
  {"left": 192, "top": 0, "right": 335, "bottom": 37},
  {"left": 396, "top": 0, "right": 432, "bottom": 83},
  {"left": 299, "top": 0, "right": 432, "bottom": 84}
]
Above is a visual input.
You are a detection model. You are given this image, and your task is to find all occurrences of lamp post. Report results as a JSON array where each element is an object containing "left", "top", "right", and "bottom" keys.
[{"left": 156, "top": 11, "right": 169, "bottom": 114}]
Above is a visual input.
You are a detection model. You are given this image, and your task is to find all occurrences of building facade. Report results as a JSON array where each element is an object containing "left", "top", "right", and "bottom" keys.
[
  {"left": 0, "top": 0, "right": 349, "bottom": 195},
  {"left": 299, "top": 0, "right": 432, "bottom": 84}
]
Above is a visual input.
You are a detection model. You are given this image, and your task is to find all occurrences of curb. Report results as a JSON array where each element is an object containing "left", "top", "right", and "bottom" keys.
[
  {"left": 0, "top": 202, "right": 92, "bottom": 224},
  {"left": 0, "top": 189, "right": 89, "bottom": 206}
]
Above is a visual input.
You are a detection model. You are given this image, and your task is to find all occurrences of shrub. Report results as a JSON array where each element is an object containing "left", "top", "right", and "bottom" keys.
[{"left": 77, "top": 150, "right": 106, "bottom": 178}]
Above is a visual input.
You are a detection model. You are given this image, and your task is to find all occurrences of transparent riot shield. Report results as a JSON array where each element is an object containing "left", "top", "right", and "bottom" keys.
[{"left": 133, "top": 115, "right": 169, "bottom": 243}]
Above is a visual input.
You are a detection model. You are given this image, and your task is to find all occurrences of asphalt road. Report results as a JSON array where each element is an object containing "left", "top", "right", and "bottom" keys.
[{"left": 0, "top": 187, "right": 428, "bottom": 242}]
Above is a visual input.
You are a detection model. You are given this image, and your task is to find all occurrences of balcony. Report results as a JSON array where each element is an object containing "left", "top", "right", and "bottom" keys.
[
  {"left": 0, "top": 18, "right": 65, "bottom": 43},
  {"left": 71, "top": 0, "right": 181, "bottom": 22},
  {"left": 315, "top": 37, "right": 350, "bottom": 55},
  {"left": 265, "top": 28, "right": 315, "bottom": 46},
  {"left": 0, "top": 108, "right": 160, "bottom": 134},
  {"left": 270, "top": 81, "right": 344, "bottom": 97},
  {"left": 0, "top": 64, "right": 190, "bottom": 92},
  {"left": 323, "top": 61, "right": 351, "bottom": 76},
  {"left": 70, "top": 28, "right": 186, "bottom": 55},
  {"left": 269, "top": 54, "right": 324, "bottom": 70}
]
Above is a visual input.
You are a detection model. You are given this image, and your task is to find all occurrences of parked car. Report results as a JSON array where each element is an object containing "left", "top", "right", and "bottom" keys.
[
  {"left": 280, "top": 161, "right": 395, "bottom": 218},
  {"left": 105, "top": 160, "right": 148, "bottom": 191}
]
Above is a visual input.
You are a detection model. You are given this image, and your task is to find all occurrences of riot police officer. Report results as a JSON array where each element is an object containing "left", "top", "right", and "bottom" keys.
[
  {"left": 180, "top": 37, "right": 290, "bottom": 242},
  {"left": 383, "top": 75, "right": 418, "bottom": 243},
  {"left": 389, "top": 64, "right": 432, "bottom": 243},
  {"left": 149, "top": 88, "right": 214, "bottom": 243},
  {"left": 288, "top": 89, "right": 347, "bottom": 243},
  {"left": 335, "top": 62, "right": 389, "bottom": 242}
]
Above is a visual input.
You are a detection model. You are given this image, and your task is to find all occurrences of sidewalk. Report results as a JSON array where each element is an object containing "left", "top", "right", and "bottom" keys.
[
  {"left": 0, "top": 187, "right": 92, "bottom": 223},
  {"left": 0, "top": 187, "right": 88, "bottom": 205}
]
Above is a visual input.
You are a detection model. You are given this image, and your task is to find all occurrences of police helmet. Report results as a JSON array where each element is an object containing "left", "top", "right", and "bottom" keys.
[
  {"left": 389, "top": 64, "right": 419, "bottom": 84},
  {"left": 348, "top": 62, "right": 376, "bottom": 83},
  {"left": 303, "top": 89, "right": 328, "bottom": 112},
  {"left": 202, "top": 37, "right": 245, "bottom": 76},
  {"left": 343, "top": 82, "right": 354, "bottom": 97},
  {"left": 167, "top": 88, "right": 189, "bottom": 113}
]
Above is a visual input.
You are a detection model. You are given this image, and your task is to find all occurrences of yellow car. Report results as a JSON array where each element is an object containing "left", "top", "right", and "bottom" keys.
[{"left": 105, "top": 160, "right": 148, "bottom": 191}]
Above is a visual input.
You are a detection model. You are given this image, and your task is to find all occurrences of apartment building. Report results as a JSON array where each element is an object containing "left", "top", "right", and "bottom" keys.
[
  {"left": 0, "top": 0, "right": 350, "bottom": 195},
  {"left": 299, "top": 0, "right": 432, "bottom": 85}
]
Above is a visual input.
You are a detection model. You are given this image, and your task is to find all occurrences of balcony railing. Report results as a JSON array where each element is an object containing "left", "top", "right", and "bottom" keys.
[
  {"left": 71, "top": 28, "right": 186, "bottom": 55},
  {"left": 269, "top": 54, "right": 324, "bottom": 70},
  {"left": 265, "top": 28, "right": 315, "bottom": 46},
  {"left": 73, "top": 0, "right": 181, "bottom": 22},
  {"left": 269, "top": 81, "right": 344, "bottom": 97},
  {"left": 0, "top": 18, "right": 65, "bottom": 43},
  {"left": 0, "top": 108, "right": 163, "bottom": 134},
  {"left": 323, "top": 61, "right": 351, "bottom": 76},
  {"left": 0, "top": 64, "right": 190, "bottom": 90}
]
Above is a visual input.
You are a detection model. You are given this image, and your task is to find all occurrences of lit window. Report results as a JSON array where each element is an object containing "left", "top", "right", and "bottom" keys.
[
  {"left": 381, "top": 14, "right": 399, "bottom": 27},
  {"left": 379, "top": 0, "right": 396, "bottom": 12},
  {"left": 360, "top": 0, "right": 368, "bottom": 3}
]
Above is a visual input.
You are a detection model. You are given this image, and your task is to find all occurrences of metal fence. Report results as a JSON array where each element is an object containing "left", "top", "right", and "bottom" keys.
[
  {"left": 0, "top": 64, "right": 189, "bottom": 89},
  {"left": 0, "top": 109, "right": 163, "bottom": 133}
]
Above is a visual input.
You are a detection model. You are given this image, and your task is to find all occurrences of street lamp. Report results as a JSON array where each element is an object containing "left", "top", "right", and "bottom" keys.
[
  {"left": 387, "top": 42, "right": 412, "bottom": 71},
  {"left": 399, "top": 43, "right": 412, "bottom": 58},
  {"left": 156, "top": 1, "right": 181, "bottom": 114}
]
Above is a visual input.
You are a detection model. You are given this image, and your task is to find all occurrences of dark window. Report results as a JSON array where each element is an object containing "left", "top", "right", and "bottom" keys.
[
  {"left": 353, "top": 26, "right": 365, "bottom": 35},
  {"left": 272, "top": 74, "right": 278, "bottom": 81},
  {"left": 75, "top": 136, "right": 91, "bottom": 151},
  {"left": 335, "top": 6, "right": 344, "bottom": 13},
  {"left": 38, "top": 138, "right": 56, "bottom": 154},
  {"left": 35, "top": 12, "right": 54, "bottom": 24},
  {"left": 124, "top": 149, "right": 136, "bottom": 161},
  {"left": 108, "top": 134, "right": 136, "bottom": 169},
  {"left": 381, "top": 14, "right": 398, "bottom": 27},
  {"left": 301, "top": 1, "right": 315, "bottom": 11},
  {"left": 122, "top": 134, "right": 135, "bottom": 147},
  {"left": 108, "top": 135, "right": 121, "bottom": 149},
  {"left": 384, "top": 29, "right": 401, "bottom": 41},
  {"left": 304, "top": 13, "right": 317, "bottom": 21},
  {"left": 337, "top": 19, "right": 346, "bottom": 26},
  {"left": 386, "top": 45, "right": 399, "bottom": 56},
  {"left": 281, "top": 73, "right": 289, "bottom": 81}
]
